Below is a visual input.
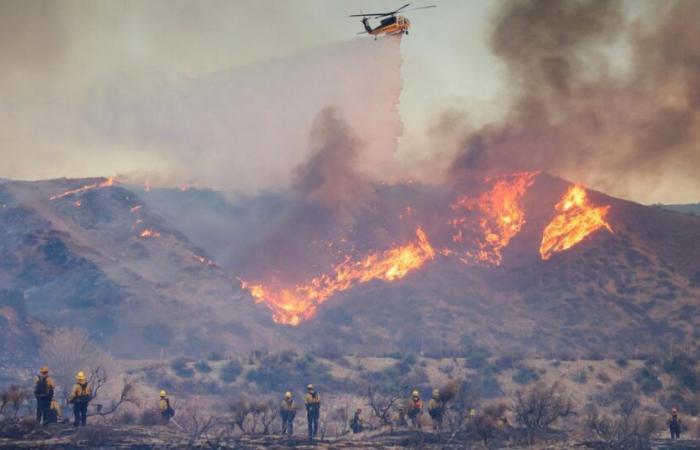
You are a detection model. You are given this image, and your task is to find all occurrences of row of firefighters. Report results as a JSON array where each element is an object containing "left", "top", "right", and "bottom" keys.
[{"left": 34, "top": 367, "right": 686, "bottom": 440}]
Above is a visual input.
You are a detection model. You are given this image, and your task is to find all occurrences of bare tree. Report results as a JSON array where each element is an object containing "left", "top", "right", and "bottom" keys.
[
  {"left": 39, "top": 328, "right": 115, "bottom": 390},
  {"left": 253, "top": 400, "right": 278, "bottom": 435},
  {"left": 180, "top": 398, "right": 218, "bottom": 444},
  {"left": 89, "top": 378, "right": 138, "bottom": 420},
  {"left": 229, "top": 399, "right": 251, "bottom": 433},
  {"left": 472, "top": 403, "right": 508, "bottom": 448},
  {"left": 329, "top": 405, "right": 350, "bottom": 437},
  {"left": 0, "top": 386, "right": 29, "bottom": 420},
  {"left": 513, "top": 381, "right": 573, "bottom": 443},
  {"left": 443, "top": 380, "right": 480, "bottom": 435},
  {"left": 365, "top": 384, "right": 402, "bottom": 429},
  {"left": 586, "top": 399, "right": 658, "bottom": 450}
]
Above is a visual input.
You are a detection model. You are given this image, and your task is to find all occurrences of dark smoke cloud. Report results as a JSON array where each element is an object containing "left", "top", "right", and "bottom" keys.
[
  {"left": 449, "top": 0, "right": 700, "bottom": 203},
  {"left": 292, "top": 107, "right": 376, "bottom": 220},
  {"left": 242, "top": 107, "right": 376, "bottom": 280}
]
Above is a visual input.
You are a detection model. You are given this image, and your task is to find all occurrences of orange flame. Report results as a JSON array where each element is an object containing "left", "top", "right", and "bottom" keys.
[
  {"left": 130, "top": 205, "right": 142, "bottom": 213},
  {"left": 241, "top": 228, "right": 435, "bottom": 325},
  {"left": 192, "top": 253, "right": 217, "bottom": 267},
  {"left": 139, "top": 229, "right": 161, "bottom": 238},
  {"left": 449, "top": 172, "right": 536, "bottom": 265},
  {"left": 540, "top": 185, "right": 613, "bottom": 260},
  {"left": 49, "top": 178, "right": 114, "bottom": 200}
]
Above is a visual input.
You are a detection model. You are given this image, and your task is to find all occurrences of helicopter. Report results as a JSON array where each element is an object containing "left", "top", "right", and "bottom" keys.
[{"left": 349, "top": 3, "right": 436, "bottom": 38}]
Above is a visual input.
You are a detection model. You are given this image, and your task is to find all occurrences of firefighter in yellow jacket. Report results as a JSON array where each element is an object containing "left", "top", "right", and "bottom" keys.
[
  {"left": 304, "top": 385, "right": 321, "bottom": 440},
  {"left": 428, "top": 388, "right": 444, "bottom": 432},
  {"left": 33, "top": 367, "right": 55, "bottom": 425},
  {"left": 280, "top": 391, "right": 296, "bottom": 435},
  {"left": 159, "top": 390, "right": 175, "bottom": 424},
  {"left": 408, "top": 390, "right": 424, "bottom": 430},
  {"left": 68, "top": 372, "right": 92, "bottom": 427}
]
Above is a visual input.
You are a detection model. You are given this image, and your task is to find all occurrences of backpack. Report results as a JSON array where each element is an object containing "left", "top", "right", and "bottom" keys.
[
  {"left": 165, "top": 399, "right": 175, "bottom": 417},
  {"left": 34, "top": 377, "right": 51, "bottom": 397}
]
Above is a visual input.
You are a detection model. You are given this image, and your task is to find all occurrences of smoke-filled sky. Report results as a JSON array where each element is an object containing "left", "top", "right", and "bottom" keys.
[{"left": 1, "top": 0, "right": 698, "bottom": 204}]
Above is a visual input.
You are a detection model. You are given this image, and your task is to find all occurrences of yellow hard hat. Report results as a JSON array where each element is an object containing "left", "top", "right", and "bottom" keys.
[
  {"left": 412, "top": 390, "right": 420, "bottom": 397},
  {"left": 160, "top": 390, "right": 167, "bottom": 397},
  {"left": 76, "top": 371, "right": 86, "bottom": 382},
  {"left": 307, "top": 384, "right": 314, "bottom": 390},
  {"left": 39, "top": 366, "right": 49, "bottom": 375},
  {"left": 285, "top": 391, "right": 292, "bottom": 399}
]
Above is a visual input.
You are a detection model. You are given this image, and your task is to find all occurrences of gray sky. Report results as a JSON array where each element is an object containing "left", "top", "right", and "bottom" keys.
[{"left": 1, "top": 0, "right": 696, "bottom": 203}]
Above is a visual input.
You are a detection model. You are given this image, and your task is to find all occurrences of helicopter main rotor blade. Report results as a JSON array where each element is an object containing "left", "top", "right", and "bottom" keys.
[
  {"left": 402, "top": 5, "right": 436, "bottom": 12},
  {"left": 392, "top": 3, "right": 411, "bottom": 14},
  {"left": 349, "top": 12, "right": 397, "bottom": 17}
]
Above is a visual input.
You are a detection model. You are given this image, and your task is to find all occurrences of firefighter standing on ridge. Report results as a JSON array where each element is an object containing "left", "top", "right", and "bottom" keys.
[
  {"left": 668, "top": 407, "right": 682, "bottom": 440},
  {"left": 159, "top": 390, "right": 175, "bottom": 424},
  {"left": 304, "top": 384, "right": 321, "bottom": 440},
  {"left": 68, "top": 371, "right": 92, "bottom": 427},
  {"left": 350, "top": 408, "right": 364, "bottom": 433},
  {"left": 407, "top": 390, "right": 424, "bottom": 430},
  {"left": 428, "top": 388, "right": 444, "bottom": 432},
  {"left": 33, "top": 367, "right": 55, "bottom": 425},
  {"left": 280, "top": 391, "right": 296, "bottom": 436}
]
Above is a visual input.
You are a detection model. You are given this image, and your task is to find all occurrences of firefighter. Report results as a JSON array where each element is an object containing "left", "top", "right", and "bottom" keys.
[
  {"left": 350, "top": 408, "right": 364, "bottom": 433},
  {"left": 304, "top": 384, "right": 321, "bottom": 440},
  {"left": 407, "top": 390, "right": 424, "bottom": 430},
  {"left": 668, "top": 407, "right": 682, "bottom": 440},
  {"left": 68, "top": 371, "right": 92, "bottom": 427},
  {"left": 428, "top": 388, "right": 444, "bottom": 432},
  {"left": 33, "top": 367, "right": 55, "bottom": 425},
  {"left": 159, "top": 390, "right": 175, "bottom": 424},
  {"left": 280, "top": 391, "right": 296, "bottom": 435},
  {"left": 45, "top": 398, "right": 62, "bottom": 424}
]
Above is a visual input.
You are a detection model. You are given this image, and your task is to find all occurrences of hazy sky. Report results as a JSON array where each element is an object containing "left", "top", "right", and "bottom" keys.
[{"left": 1, "top": 0, "right": 696, "bottom": 203}]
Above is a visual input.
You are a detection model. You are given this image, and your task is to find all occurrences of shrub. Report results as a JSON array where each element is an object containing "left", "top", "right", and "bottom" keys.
[
  {"left": 634, "top": 367, "right": 662, "bottom": 395},
  {"left": 221, "top": 361, "right": 243, "bottom": 384},
  {"left": 171, "top": 358, "right": 194, "bottom": 378},
  {"left": 664, "top": 355, "right": 699, "bottom": 391},
  {"left": 207, "top": 351, "right": 224, "bottom": 361},
  {"left": 194, "top": 361, "right": 212, "bottom": 374},
  {"left": 572, "top": 370, "right": 588, "bottom": 384},
  {"left": 615, "top": 357, "right": 629, "bottom": 368},
  {"left": 512, "top": 367, "right": 539, "bottom": 385},
  {"left": 597, "top": 371, "right": 612, "bottom": 383},
  {"left": 513, "top": 381, "right": 573, "bottom": 441}
]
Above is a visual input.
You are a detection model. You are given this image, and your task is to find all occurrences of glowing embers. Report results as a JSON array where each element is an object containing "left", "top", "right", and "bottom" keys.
[
  {"left": 49, "top": 178, "right": 115, "bottom": 200},
  {"left": 139, "top": 229, "right": 161, "bottom": 239},
  {"left": 540, "top": 185, "right": 613, "bottom": 260},
  {"left": 241, "top": 228, "right": 435, "bottom": 326},
  {"left": 449, "top": 172, "right": 536, "bottom": 265}
]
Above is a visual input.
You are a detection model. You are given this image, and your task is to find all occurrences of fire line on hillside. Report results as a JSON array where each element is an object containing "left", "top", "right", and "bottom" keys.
[{"left": 241, "top": 173, "right": 614, "bottom": 326}]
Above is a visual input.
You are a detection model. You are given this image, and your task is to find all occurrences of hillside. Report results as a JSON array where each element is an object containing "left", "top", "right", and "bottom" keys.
[
  {"left": 0, "top": 178, "right": 274, "bottom": 363},
  {"left": 1, "top": 174, "right": 699, "bottom": 364}
]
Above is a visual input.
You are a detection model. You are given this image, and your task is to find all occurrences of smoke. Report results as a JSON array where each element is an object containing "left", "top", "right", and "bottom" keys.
[
  {"left": 292, "top": 107, "right": 376, "bottom": 220},
  {"left": 236, "top": 107, "right": 376, "bottom": 280},
  {"left": 448, "top": 0, "right": 700, "bottom": 203},
  {"left": 0, "top": 5, "right": 404, "bottom": 193}
]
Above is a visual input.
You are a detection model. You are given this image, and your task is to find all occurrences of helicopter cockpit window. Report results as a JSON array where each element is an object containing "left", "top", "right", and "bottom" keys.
[{"left": 380, "top": 16, "right": 397, "bottom": 26}]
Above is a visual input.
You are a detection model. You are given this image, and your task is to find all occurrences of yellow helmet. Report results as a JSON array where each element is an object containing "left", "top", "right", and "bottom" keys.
[
  {"left": 284, "top": 391, "right": 292, "bottom": 399},
  {"left": 412, "top": 390, "right": 420, "bottom": 398},
  {"left": 307, "top": 384, "right": 314, "bottom": 391},
  {"left": 39, "top": 366, "right": 49, "bottom": 375},
  {"left": 76, "top": 371, "right": 86, "bottom": 382},
  {"left": 160, "top": 390, "right": 167, "bottom": 397}
]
